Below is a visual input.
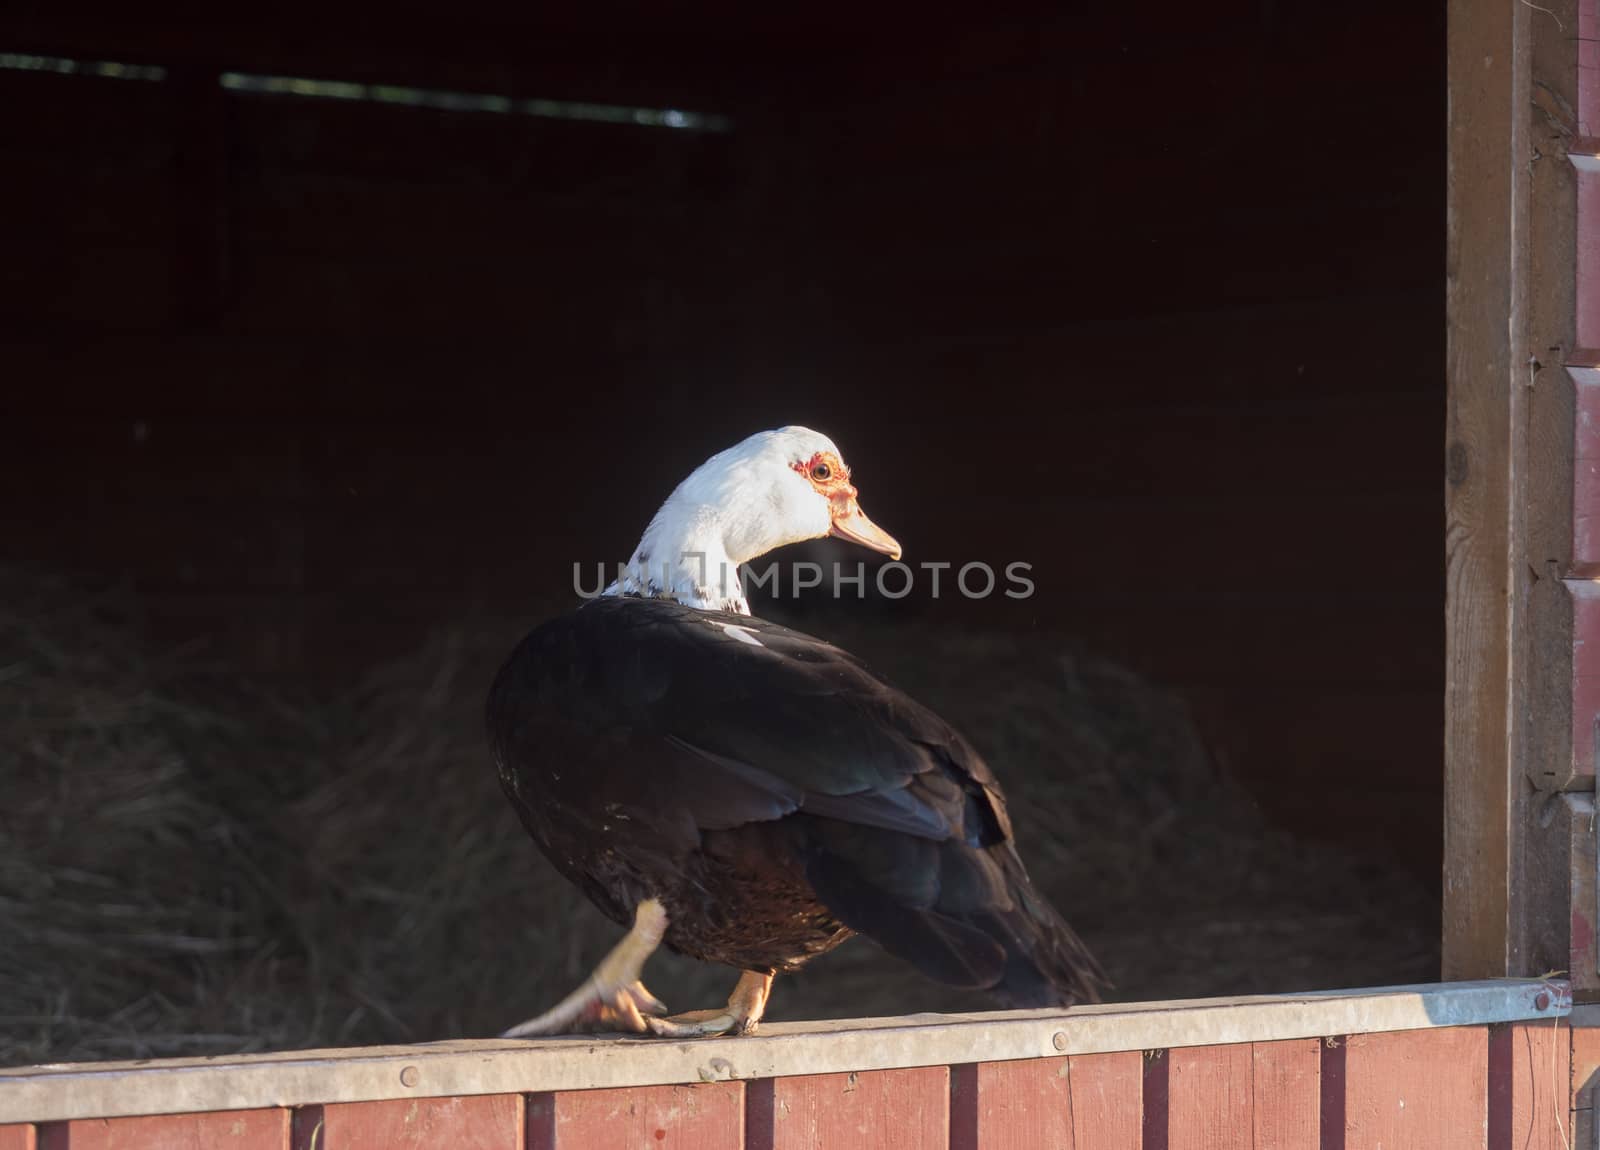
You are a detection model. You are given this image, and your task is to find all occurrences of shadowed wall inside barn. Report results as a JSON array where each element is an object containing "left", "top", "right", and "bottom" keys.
[{"left": 0, "top": 4, "right": 1446, "bottom": 1056}]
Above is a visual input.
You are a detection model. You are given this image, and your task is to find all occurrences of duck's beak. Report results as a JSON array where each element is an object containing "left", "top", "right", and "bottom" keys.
[{"left": 828, "top": 491, "right": 902, "bottom": 560}]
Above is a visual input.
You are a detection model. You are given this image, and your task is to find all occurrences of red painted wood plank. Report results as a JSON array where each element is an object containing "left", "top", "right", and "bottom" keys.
[
  {"left": 949, "top": 1058, "right": 1071, "bottom": 1149},
  {"left": 1578, "top": 1019, "right": 1600, "bottom": 1150},
  {"left": 1574, "top": 671, "right": 1600, "bottom": 784},
  {"left": 1575, "top": 453, "right": 1600, "bottom": 577},
  {"left": 1489, "top": 1020, "right": 1571, "bottom": 1150},
  {"left": 747, "top": 1068, "right": 949, "bottom": 1150},
  {"left": 1251, "top": 1038, "right": 1319, "bottom": 1149},
  {"left": 1067, "top": 1051, "right": 1143, "bottom": 1150},
  {"left": 1581, "top": 179, "right": 1600, "bottom": 354},
  {"left": 38, "top": 1109, "right": 289, "bottom": 1150},
  {"left": 0, "top": 1127, "right": 36, "bottom": 1150},
  {"left": 1572, "top": 584, "right": 1600, "bottom": 775},
  {"left": 1572, "top": 803, "right": 1599, "bottom": 986},
  {"left": 1584, "top": 0, "right": 1600, "bottom": 137},
  {"left": 1572, "top": 1021, "right": 1600, "bottom": 1114},
  {"left": 1167, "top": 1043, "right": 1253, "bottom": 1150},
  {"left": 526, "top": 1083, "right": 742, "bottom": 1150},
  {"left": 292, "top": 1095, "right": 520, "bottom": 1150},
  {"left": 1524, "top": 1020, "right": 1569, "bottom": 1150},
  {"left": 949, "top": 1052, "right": 1144, "bottom": 1149},
  {"left": 1343, "top": 1026, "right": 1488, "bottom": 1147}
]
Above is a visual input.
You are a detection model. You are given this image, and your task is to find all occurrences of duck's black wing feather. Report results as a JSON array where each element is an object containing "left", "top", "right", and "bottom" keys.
[{"left": 488, "top": 595, "right": 1106, "bottom": 1006}]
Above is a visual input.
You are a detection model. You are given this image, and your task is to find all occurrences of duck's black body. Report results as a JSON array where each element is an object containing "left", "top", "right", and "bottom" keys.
[{"left": 488, "top": 595, "right": 1104, "bottom": 1007}]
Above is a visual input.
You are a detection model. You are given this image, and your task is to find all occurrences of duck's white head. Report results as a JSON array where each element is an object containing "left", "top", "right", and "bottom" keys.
[{"left": 604, "top": 426, "right": 901, "bottom": 614}]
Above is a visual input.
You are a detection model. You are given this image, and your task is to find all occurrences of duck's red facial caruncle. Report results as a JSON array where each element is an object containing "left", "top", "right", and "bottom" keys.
[{"left": 792, "top": 451, "right": 902, "bottom": 560}]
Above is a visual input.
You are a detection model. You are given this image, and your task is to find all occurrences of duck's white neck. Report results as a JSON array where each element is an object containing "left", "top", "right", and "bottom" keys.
[{"left": 603, "top": 509, "right": 751, "bottom": 615}]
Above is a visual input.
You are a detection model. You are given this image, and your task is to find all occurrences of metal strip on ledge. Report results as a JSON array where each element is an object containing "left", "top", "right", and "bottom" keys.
[{"left": 0, "top": 979, "right": 1570, "bottom": 1124}]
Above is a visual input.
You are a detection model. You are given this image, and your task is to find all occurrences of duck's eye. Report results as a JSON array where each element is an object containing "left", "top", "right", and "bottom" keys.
[{"left": 811, "top": 462, "right": 832, "bottom": 482}]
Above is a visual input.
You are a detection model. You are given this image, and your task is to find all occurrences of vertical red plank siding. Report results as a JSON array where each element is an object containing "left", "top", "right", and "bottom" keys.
[
  {"left": 1344, "top": 1026, "right": 1489, "bottom": 1148},
  {"left": 1486, "top": 1021, "right": 1570, "bottom": 1150},
  {"left": 1574, "top": 388, "right": 1600, "bottom": 575},
  {"left": 526, "top": 1083, "right": 743, "bottom": 1150},
  {"left": 1527, "top": 1020, "right": 1572, "bottom": 1150},
  {"left": 1579, "top": 186, "right": 1600, "bottom": 355},
  {"left": 0, "top": 1128, "right": 35, "bottom": 1150},
  {"left": 1573, "top": 1022, "right": 1600, "bottom": 1148},
  {"left": 1580, "top": 0, "right": 1600, "bottom": 363},
  {"left": 1066, "top": 1051, "right": 1143, "bottom": 1150},
  {"left": 1581, "top": 0, "right": 1600, "bottom": 587},
  {"left": 37, "top": 1110, "right": 289, "bottom": 1150},
  {"left": 747, "top": 1068, "right": 949, "bottom": 1150},
  {"left": 1573, "top": 1020, "right": 1600, "bottom": 1108},
  {"left": 949, "top": 1058, "right": 1072, "bottom": 1149},
  {"left": 1167, "top": 1043, "right": 1253, "bottom": 1150},
  {"left": 292, "top": 1095, "right": 521, "bottom": 1150},
  {"left": 1251, "top": 1039, "right": 1320, "bottom": 1149},
  {"left": 1572, "top": 584, "right": 1600, "bottom": 778},
  {"left": 1584, "top": 0, "right": 1600, "bottom": 137}
]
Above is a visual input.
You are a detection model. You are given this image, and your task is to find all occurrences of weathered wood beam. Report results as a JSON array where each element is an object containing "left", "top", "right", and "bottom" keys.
[{"left": 1445, "top": 0, "right": 1587, "bottom": 982}]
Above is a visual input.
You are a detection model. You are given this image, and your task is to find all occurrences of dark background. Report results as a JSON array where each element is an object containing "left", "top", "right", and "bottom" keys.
[{"left": 0, "top": 2, "right": 1446, "bottom": 1028}]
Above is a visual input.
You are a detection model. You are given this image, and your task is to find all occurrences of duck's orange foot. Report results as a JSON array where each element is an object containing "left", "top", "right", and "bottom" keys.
[{"left": 643, "top": 970, "right": 773, "bottom": 1038}]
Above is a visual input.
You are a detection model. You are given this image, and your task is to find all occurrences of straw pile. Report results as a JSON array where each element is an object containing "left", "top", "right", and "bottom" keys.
[{"left": 0, "top": 569, "right": 1437, "bottom": 1065}]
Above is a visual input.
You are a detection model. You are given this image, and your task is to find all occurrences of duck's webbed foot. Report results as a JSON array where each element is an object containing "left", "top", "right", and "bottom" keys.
[
  {"left": 501, "top": 900, "right": 670, "bottom": 1037},
  {"left": 644, "top": 970, "right": 774, "bottom": 1038}
]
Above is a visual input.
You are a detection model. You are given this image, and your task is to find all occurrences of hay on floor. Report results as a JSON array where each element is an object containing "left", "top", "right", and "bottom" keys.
[{"left": 0, "top": 570, "right": 1437, "bottom": 1065}]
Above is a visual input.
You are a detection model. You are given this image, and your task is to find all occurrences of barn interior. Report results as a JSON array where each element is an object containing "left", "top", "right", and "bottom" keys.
[{"left": 0, "top": 5, "right": 1447, "bottom": 1063}]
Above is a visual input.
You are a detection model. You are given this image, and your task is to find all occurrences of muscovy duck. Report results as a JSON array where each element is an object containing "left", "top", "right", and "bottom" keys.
[{"left": 489, "top": 426, "right": 1105, "bottom": 1038}]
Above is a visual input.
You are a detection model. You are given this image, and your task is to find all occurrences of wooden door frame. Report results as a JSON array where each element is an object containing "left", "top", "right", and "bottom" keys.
[{"left": 1445, "top": 0, "right": 1591, "bottom": 982}]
